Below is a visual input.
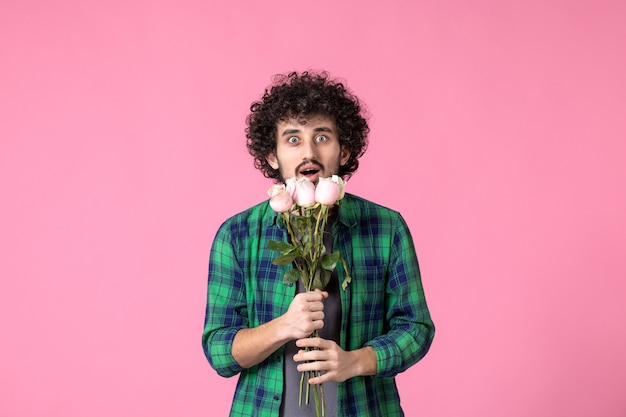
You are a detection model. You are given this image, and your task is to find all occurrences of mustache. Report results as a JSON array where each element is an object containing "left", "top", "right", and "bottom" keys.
[{"left": 295, "top": 159, "right": 324, "bottom": 174}]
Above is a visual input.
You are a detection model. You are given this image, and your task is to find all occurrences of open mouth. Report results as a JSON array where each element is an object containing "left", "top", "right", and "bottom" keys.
[
  {"left": 297, "top": 162, "right": 323, "bottom": 178},
  {"left": 300, "top": 168, "right": 320, "bottom": 176}
]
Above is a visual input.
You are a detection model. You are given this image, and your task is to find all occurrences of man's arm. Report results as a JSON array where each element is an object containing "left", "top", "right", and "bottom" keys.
[
  {"left": 362, "top": 213, "right": 435, "bottom": 377},
  {"left": 232, "top": 290, "right": 328, "bottom": 368},
  {"left": 203, "top": 217, "right": 333, "bottom": 375}
]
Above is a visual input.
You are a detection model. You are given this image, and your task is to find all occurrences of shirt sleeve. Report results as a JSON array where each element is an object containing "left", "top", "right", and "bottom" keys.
[
  {"left": 202, "top": 222, "right": 247, "bottom": 378},
  {"left": 364, "top": 213, "right": 435, "bottom": 378}
]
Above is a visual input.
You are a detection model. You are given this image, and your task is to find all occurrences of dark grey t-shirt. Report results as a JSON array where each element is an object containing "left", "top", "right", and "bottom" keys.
[{"left": 280, "top": 216, "right": 341, "bottom": 417}]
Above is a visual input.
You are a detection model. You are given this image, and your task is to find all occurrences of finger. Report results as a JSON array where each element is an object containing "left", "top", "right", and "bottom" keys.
[
  {"left": 307, "top": 372, "right": 331, "bottom": 385},
  {"left": 310, "top": 289, "right": 329, "bottom": 299},
  {"left": 296, "top": 359, "right": 331, "bottom": 372},
  {"left": 310, "top": 319, "right": 324, "bottom": 332},
  {"left": 308, "top": 301, "right": 325, "bottom": 312},
  {"left": 302, "top": 317, "right": 324, "bottom": 332},
  {"left": 296, "top": 337, "right": 330, "bottom": 349},
  {"left": 308, "top": 311, "right": 324, "bottom": 321},
  {"left": 294, "top": 349, "right": 327, "bottom": 363},
  {"left": 303, "top": 290, "right": 327, "bottom": 301}
]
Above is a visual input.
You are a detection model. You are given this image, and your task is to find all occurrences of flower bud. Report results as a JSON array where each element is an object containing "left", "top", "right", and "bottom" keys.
[
  {"left": 285, "top": 177, "right": 297, "bottom": 198},
  {"left": 331, "top": 175, "right": 346, "bottom": 201},
  {"left": 315, "top": 177, "right": 341, "bottom": 206},
  {"left": 267, "top": 184, "right": 285, "bottom": 198},
  {"left": 293, "top": 178, "right": 316, "bottom": 208},
  {"left": 267, "top": 184, "right": 293, "bottom": 213}
]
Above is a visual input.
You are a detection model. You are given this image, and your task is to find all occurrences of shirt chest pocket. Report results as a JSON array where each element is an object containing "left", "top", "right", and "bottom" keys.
[{"left": 350, "top": 257, "right": 387, "bottom": 323}]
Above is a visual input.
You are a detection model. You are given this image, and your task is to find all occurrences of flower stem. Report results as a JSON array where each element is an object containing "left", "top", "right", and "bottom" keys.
[
  {"left": 305, "top": 370, "right": 311, "bottom": 404},
  {"left": 299, "top": 370, "right": 305, "bottom": 406},
  {"left": 313, "top": 381, "right": 320, "bottom": 417},
  {"left": 320, "top": 377, "right": 325, "bottom": 417}
]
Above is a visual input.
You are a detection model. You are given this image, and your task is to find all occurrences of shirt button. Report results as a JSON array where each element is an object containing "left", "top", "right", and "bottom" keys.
[
  {"left": 275, "top": 356, "right": 282, "bottom": 362},
  {"left": 273, "top": 395, "right": 280, "bottom": 401}
]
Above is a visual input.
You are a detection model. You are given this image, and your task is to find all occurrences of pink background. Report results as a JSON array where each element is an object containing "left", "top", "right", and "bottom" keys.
[{"left": 1, "top": 1, "right": 625, "bottom": 416}]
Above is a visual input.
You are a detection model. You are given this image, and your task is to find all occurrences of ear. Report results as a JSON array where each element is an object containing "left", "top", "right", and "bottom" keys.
[
  {"left": 339, "top": 146, "right": 351, "bottom": 166},
  {"left": 266, "top": 152, "right": 279, "bottom": 170}
]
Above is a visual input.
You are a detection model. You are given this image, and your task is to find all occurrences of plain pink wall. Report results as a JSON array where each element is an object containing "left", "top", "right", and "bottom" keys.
[{"left": 1, "top": 1, "right": 625, "bottom": 416}]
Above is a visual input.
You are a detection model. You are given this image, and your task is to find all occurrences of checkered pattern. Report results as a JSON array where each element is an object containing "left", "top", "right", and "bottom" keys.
[{"left": 202, "top": 193, "right": 435, "bottom": 417}]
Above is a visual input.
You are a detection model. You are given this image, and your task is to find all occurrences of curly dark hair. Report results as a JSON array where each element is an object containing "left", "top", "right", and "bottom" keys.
[{"left": 245, "top": 71, "right": 369, "bottom": 181}]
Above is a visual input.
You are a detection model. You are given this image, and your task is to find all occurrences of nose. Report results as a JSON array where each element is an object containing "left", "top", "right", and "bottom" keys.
[{"left": 302, "top": 138, "right": 318, "bottom": 160}]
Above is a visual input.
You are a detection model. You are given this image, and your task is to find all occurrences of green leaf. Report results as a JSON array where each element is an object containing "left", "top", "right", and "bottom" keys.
[
  {"left": 321, "top": 251, "right": 340, "bottom": 270},
  {"left": 283, "top": 268, "right": 300, "bottom": 285},
  {"left": 303, "top": 242, "right": 313, "bottom": 256},
  {"left": 268, "top": 240, "right": 296, "bottom": 255},
  {"left": 312, "top": 268, "right": 323, "bottom": 290},
  {"left": 340, "top": 256, "right": 351, "bottom": 290},
  {"left": 272, "top": 253, "right": 298, "bottom": 266},
  {"left": 341, "top": 275, "right": 352, "bottom": 291},
  {"left": 320, "top": 269, "right": 331, "bottom": 289},
  {"left": 294, "top": 216, "right": 310, "bottom": 232},
  {"left": 300, "top": 270, "right": 311, "bottom": 289}
]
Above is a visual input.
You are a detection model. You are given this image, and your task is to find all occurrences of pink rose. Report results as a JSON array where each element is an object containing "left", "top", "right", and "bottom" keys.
[
  {"left": 267, "top": 184, "right": 293, "bottom": 213},
  {"left": 315, "top": 177, "right": 340, "bottom": 206},
  {"left": 332, "top": 175, "right": 346, "bottom": 201},
  {"left": 315, "top": 175, "right": 346, "bottom": 205},
  {"left": 267, "top": 184, "right": 284, "bottom": 198},
  {"left": 292, "top": 178, "right": 316, "bottom": 208},
  {"left": 285, "top": 177, "right": 297, "bottom": 198}
]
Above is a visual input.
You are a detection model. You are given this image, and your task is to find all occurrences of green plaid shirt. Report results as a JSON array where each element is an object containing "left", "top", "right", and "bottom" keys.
[{"left": 202, "top": 193, "right": 435, "bottom": 416}]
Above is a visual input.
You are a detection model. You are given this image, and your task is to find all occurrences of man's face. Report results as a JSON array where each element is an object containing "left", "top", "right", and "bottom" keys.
[{"left": 266, "top": 115, "right": 350, "bottom": 183}]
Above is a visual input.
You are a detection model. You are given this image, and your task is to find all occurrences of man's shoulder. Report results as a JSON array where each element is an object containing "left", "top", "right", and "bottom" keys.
[
  {"left": 217, "top": 200, "right": 274, "bottom": 234},
  {"left": 342, "top": 193, "right": 402, "bottom": 218},
  {"left": 338, "top": 193, "right": 409, "bottom": 234},
  {"left": 209, "top": 201, "right": 280, "bottom": 254}
]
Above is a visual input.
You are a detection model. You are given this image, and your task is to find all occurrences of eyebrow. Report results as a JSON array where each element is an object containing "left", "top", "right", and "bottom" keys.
[{"left": 280, "top": 126, "right": 335, "bottom": 137}]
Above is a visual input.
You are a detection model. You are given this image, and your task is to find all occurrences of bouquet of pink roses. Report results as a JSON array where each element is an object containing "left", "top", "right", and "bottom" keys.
[{"left": 267, "top": 175, "right": 351, "bottom": 417}]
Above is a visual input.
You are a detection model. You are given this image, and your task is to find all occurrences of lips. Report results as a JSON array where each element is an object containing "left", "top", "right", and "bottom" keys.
[
  {"left": 297, "top": 162, "right": 323, "bottom": 178},
  {"left": 300, "top": 167, "right": 320, "bottom": 175}
]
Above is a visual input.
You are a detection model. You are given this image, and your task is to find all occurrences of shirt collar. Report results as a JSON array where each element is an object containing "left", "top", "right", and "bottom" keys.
[{"left": 337, "top": 193, "right": 359, "bottom": 228}]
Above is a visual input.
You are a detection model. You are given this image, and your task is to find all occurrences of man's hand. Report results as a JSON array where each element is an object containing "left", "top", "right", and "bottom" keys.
[
  {"left": 292, "top": 337, "right": 378, "bottom": 384},
  {"left": 278, "top": 289, "right": 328, "bottom": 340}
]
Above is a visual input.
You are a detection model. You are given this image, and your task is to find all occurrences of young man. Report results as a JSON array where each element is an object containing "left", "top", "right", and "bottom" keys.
[{"left": 202, "top": 71, "right": 435, "bottom": 417}]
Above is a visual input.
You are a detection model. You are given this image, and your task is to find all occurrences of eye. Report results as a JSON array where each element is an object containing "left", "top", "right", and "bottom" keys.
[
  {"left": 288, "top": 136, "right": 299, "bottom": 144},
  {"left": 315, "top": 135, "right": 328, "bottom": 142}
]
